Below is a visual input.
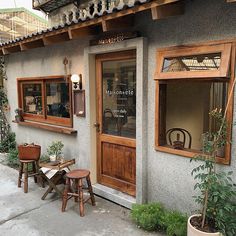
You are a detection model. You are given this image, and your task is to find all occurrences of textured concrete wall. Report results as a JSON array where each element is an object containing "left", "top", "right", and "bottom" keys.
[
  {"left": 4, "top": 0, "right": 236, "bottom": 214},
  {"left": 134, "top": 0, "right": 236, "bottom": 213},
  {"left": 5, "top": 39, "right": 92, "bottom": 172}
]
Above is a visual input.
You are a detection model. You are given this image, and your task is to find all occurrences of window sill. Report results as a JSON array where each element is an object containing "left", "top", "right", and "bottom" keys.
[
  {"left": 155, "top": 145, "right": 229, "bottom": 165},
  {"left": 12, "top": 120, "right": 77, "bottom": 135}
]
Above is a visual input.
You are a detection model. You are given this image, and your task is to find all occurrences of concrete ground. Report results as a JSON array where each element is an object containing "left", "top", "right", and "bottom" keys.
[{"left": 0, "top": 163, "right": 163, "bottom": 236}]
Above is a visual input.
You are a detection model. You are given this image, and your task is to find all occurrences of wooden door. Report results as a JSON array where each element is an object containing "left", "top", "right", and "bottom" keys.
[{"left": 96, "top": 50, "right": 136, "bottom": 196}]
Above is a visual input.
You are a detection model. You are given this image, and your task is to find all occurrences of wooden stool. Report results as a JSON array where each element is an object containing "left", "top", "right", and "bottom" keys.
[
  {"left": 18, "top": 160, "right": 41, "bottom": 193},
  {"left": 61, "top": 169, "right": 96, "bottom": 217}
]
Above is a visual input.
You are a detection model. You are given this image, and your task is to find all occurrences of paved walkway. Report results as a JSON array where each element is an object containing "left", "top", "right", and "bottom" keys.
[{"left": 0, "top": 163, "right": 163, "bottom": 236}]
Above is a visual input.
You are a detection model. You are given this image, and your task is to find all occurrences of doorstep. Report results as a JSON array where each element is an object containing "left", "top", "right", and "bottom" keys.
[{"left": 92, "top": 183, "right": 136, "bottom": 209}]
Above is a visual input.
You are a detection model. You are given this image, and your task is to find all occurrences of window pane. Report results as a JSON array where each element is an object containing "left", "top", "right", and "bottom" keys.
[
  {"left": 46, "top": 82, "right": 70, "bottom": 118},
  {"left": 23, "top": 84, "right": 43, "bottom": 114},
  {"left": 159, "top": 81, "right": 227, "bottom": 157},
  {"left": 102, "top": 59, "right": 136, "bottom": 138},
  {"left": 162, "top": 53, "right": 221, "bottom": 72}
]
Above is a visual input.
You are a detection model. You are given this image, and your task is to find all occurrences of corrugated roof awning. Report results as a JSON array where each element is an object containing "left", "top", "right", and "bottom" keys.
[{"left": 0, "top": 0, "right": 184, "bottom": 55}]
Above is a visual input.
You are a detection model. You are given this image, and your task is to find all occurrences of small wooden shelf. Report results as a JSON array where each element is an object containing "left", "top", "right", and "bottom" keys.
[{"left": 12, "top": 120, "right": 77, "bottom": 135}]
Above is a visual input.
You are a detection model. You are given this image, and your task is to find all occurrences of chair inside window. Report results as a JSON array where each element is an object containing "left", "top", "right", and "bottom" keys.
[{"left": 166, "top": 128, "right": 192, "bottom": 150}]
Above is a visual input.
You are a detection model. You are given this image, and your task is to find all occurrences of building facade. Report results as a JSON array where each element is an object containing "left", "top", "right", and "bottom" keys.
[
  {"left": 0, "top": 8, "right": 47, "bottom": 43},
  {"left": 1, "top": 0, "right": 236, "bottom": 213}
]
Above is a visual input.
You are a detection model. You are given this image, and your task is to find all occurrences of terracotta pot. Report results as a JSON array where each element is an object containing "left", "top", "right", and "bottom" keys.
[
  {"left": 187, "top": 215, "right": 222, "bottom": 236},
  {"left": 18, "top": 144, "right": 41, "bottom": 161},
  {"left": 15, "top": 116, "right": 20, "bottom": 123}
]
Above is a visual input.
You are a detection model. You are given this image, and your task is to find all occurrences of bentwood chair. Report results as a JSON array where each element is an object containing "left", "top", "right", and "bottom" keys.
[{"left": 166, "top": 128, "right": 192, "bottom": 150}]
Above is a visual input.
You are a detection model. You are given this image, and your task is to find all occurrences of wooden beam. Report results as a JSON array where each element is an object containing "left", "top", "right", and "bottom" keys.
[
  {"left": 21, "top": 39, "right": 45, "bottom": 50},
  {"left": 151, "top": 1, "right": 184, "bottom": 20},
  {"left": 43, "top": 32, "right": 70, "bottom": 46},
  {"left": 2, "top": 48, "right": 9, "bottom": 55},
  {"left": 3, "top": 45, "right": 21, "bottom": 54},
  {"left": 68, "top": 29, "right": 73, "bottom": 40},
  {"left": 20, "top": 43, "right": 27, "bottom": 51},
  {"left": 102, "top": 15, "right": 134, "bottom": 32},
  {"left": 69, "top": 26, "right": 100, "bottom": 39}
]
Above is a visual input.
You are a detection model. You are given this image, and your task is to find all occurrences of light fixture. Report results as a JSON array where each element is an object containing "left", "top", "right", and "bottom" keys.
[{"left": 71, "top": 74, "right": 82, "bottom": 89}]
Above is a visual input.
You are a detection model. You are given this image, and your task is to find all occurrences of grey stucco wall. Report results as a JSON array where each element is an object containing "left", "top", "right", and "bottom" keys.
[
  {"left": 3, "top": 0, "right": 236, "bottom": 214},
  {"left": 5, "top": 39, "right": 92, "bottom": 170},
  {"left": 134, "top": 0, "right": 236, "bottom": 213}
]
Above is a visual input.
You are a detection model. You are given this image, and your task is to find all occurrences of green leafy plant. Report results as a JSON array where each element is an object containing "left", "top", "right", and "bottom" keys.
[
  {"left": 131, "top": 203, "right": 166, "bottom": 231},
  {"left": 0, "top": 88, "right": 11, "bottom": 148},
  {"left": 0, "top": 132, "right": 16, "bottom": 153},
  {"left": 191, "top": 109, "right": 236, "bottom": 235},
  {"left": 47, "top": 141, "right": 64, "bottom": 158},
  {"left": 40, "top": 154, "right": 50, "bottom": 163},
  {"left": 131, "top": 203, "right": 187, "bottom": 235},
  {"left": 14, "top": 108, "right": 24, "bottom": 122},
  {"left": 7, "top": 148, "right": 19, "bottom": 168},
  {"left": 165, "top": 211, "right": 188, "bottom": 236}
]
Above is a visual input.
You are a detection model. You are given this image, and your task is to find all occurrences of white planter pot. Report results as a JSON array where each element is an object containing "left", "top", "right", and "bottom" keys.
[
  {"left": 49, "top": 155, "right": 56, "bottom": 162},
  {"left": 188, "top": 215, "right": 221, "bottom": 236}
]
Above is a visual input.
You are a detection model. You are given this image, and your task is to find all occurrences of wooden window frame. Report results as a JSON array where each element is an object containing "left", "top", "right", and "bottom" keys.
[
  {"left": 155, "top": 43, "right": 235, "bottom": 165},
  {"left": 17, "top": 75, "right": 73, "bottom": 128},
  {"left": 155, "top": 44, "right": 232, "bottom": 80}
]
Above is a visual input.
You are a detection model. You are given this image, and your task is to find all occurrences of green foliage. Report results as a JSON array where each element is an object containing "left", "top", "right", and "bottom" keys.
[
  {"left": 165, "top": 211, "right": 188, "bottom": 236},
  {"left": 7, "top": 148, "right": 19, "bottom": 168},
  {"left": 0, "top": 88, "right": 8, "bottom": 105},
  {"left": 40, "top": 154, "right": 50, "bottom": 163},
  {"left": 131, "top": 203, "right": 187, "bottom": 235},
  {"left": 0, "top": 132, "right": 16, "bottom": 153},
  {"left": 47, "top": 141, "right": 64, "bottom": 158},
  {"left": 131, "top": 203, "right": 166, "bottom": 231},
  {"left": 191, "top": 109, "right": 236, "bottom": 235}
]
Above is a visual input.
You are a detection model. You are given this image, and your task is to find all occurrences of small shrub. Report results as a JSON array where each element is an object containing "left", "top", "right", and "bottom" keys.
[
  {"left": 131, "top": 203, "right": 166, "bottom": 231},
  {"left": 40, "top": 154, "right": 50, "bottom": 163},
  {"left": 165, "top": 211, "right": 187, "bottom": 236},
  {"left": 0, "top": 132, "right": 16, "bottom": 153},
  {"left": 7, "top": 148, "right": 19, "bottom": 168},
  {"left": 131, "top": 203, "right": 188, "bottom": 235}
]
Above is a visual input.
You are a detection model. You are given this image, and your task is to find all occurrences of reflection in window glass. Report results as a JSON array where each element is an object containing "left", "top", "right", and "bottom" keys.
[
  {"left": 159, "top": 81, "right": 227, "bottom": 157},
  {"left": 23, "top": 84, "right": 42, "bottom": 114},
  {"left": 102, "top": 59, "right": 136, "bottom": 138},
  {"left": 46, "top": 82, "right": 70, "bottom": 118},
  {"left": 162, "top": 53, "right": 221, "bottom": 72}
]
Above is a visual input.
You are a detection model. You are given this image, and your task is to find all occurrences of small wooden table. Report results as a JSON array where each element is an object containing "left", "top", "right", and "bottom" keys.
[{"left": 39, "top": 159, "right": 75, "bottom": 200}]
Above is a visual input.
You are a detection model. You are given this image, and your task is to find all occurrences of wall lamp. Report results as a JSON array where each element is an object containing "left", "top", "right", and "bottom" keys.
[{"left": 71, "top": 74, "right": 82, "bottom": 89}]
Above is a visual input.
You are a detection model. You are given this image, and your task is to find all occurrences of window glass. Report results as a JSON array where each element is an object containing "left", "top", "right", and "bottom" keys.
[
  {"left": 102, "top": 59, "right": 136, "bottom": 138},
  {"left": 159, "top": 81, "right": 227, "bottom": 157},
  {"left": 46, "top": 82, "right": 70, "bottom": 118},
  {"left": 23, "top": 83, "right": 43, "bottom": 115},
  {"left": 162, "top": 53, "right": 221, "bottom": 72}
]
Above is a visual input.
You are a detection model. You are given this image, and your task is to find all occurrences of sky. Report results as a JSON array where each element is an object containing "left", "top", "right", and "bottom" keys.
[{"left": 0, "top": 0, "right": 46, "bottom": 18}]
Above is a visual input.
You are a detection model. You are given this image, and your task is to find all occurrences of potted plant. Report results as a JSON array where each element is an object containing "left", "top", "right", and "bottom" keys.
[
  {"left": 188, "top": 109, "right": 236, "bottom": 236},
  {"left": 14, "top": 108, "right": 24, "bottom": 122},
  {"left": 47, "top": 141, "right": 64, "bottom": 162}
]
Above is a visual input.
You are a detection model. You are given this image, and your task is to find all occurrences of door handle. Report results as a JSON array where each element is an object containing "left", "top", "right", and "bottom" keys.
[{"left": 94, "top": 122, "right": 100, "bottom": 132}]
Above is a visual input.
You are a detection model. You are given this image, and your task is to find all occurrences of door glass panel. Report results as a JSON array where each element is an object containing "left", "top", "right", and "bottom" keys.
[{"left": 102, "top": 59, "right": 136, "bottom": 138}]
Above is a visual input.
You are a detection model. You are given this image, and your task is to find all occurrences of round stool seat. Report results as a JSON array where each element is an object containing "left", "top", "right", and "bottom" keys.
[
  {"left": 19, "top": 159, "right": 36, "bottom": 163},
  {"left": 66, "top": 169, "right": 90, "bottom": 179}
]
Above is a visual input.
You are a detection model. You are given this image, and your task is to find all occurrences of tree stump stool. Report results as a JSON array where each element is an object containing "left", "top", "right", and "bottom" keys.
[
  {"left": 61, "top": 169, "right": 96, "bottom": 217},
  {"left": 18, "top": 160, "right": 41, "bottom": 193}
]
